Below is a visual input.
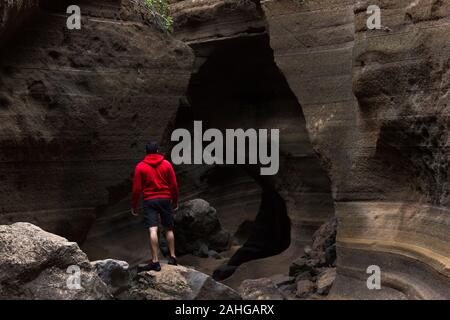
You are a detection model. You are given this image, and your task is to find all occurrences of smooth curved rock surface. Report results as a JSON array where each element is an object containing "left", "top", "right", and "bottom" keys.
[
  {"left": 171, "top": 0, "right": 335, "bottom": 283},
  {"left": 262, "top": 0, "right": 450, "bottom": 299},
  {"left": 0, "top": 222, "right": 240, "bottom": 300}
]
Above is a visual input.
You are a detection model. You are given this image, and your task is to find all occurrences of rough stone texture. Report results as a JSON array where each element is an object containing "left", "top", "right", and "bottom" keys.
[
  {"left": 0, "top": 0, "right": 194, "bottom": 248},
  {"left": 0, "top": 0, "right": 38, "bottom": 37},
  {"left": 170, "top": 199, "right": 231, "bottom": 256},
  {"left": 269, "top": 274, "right": 295, "bottom": 287},
  {"left": 2, "top": 0, "right": 449, "bottom": 300},
  {"left": 296, "top": 279, "right": 315, "bottom": 298},
  {"left": 0, "top": 222, "right": 111, "bottom": 300},
  {"left": 91, "top": 259, "right": 130, "bottom": 295},
  {"left": 170, "top": 0, "right": 335, "bottom": 286},
  {"left": 316, "top": 268, "right": 336, "bottom": 295},
  {"left": 282, "top": 218, "right": 337, "bottom": 299},
  {"left": 119, "top": 264, "right": 241, "bottom": 300},
  {"left": 173, "top": 0, "right": 450, "bottom": 299},
  {"left": 262, "top": 0, "right": 450, "bottom": 299},
  {"left": 171, "top": 0, "right": 266, "bottom": 43},
  {"left": 238, "top": 278, "right": 285, "bottom": 300},
  {"left": 0, "top": 222, "right": 241, "bottom": 300},
  {"left": 309, "top": 217, "right": 337, "bottom": 266}
]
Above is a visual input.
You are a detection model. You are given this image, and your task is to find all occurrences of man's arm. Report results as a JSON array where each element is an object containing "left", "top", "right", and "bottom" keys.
[
  {"left": 131, "top": 164, "right": 142, "bottom": 212},
  {"left": 166, "top": 162, "right": 179, "bottom": 209}
]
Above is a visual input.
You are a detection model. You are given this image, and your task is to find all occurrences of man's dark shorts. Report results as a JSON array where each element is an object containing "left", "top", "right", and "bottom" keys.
[{"left": 143, "top": 198, "right": 174, "bottom": 229}]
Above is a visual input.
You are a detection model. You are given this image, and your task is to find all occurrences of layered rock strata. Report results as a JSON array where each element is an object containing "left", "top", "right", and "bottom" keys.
[
  {"left": 0, "top": 0, "right": 193, "bottom": 245},
  {"left": 171, "top": 0, "right": 335, "bottom": 285},
  {"left": 262, "top": 0, "right": 450, "bottom": 299}
]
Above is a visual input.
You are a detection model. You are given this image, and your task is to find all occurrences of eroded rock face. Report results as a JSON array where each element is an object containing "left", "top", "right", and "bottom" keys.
[
  {"left": 0, "top": 0, "right": 194, "bottom": 244},
  {"left": 172, "top": 0, "right": 450, "bottom": 299},
  {"left": 0, "top": 222, "right": 111, "bottom": 300},
  {"left": 170, "top": 0, "right": 335, "bottom": 285},
  {"left": 262, "top": 0, "right": 450, "bottom": 299},
  {"left": 171, "top": 0, "right": 265, "bottom": 43}
]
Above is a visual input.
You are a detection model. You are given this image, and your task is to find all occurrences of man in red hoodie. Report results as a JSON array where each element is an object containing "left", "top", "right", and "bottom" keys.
[{"left": 131, "top": 141, "right": 179, "bottom": 271}]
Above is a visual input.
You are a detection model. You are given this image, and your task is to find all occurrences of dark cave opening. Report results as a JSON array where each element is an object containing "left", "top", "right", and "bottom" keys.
[{"left": 172, "top": 33, "right": 320, "bottom": 280}]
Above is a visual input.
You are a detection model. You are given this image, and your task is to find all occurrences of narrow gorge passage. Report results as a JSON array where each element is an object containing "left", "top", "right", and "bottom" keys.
[
  {"left": 172, "top": 33, "right": 335, "bottom": 282},
  {"left": 1, "top": 0, "right": 449, "bottom": 302}
]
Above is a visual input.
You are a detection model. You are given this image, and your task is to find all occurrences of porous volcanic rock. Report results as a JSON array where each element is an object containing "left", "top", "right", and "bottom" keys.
[{"left": 0, "top": 0, "right": 194, "bottom": 247}]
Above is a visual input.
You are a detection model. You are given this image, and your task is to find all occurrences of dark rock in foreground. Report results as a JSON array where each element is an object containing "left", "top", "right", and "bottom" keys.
[
  {"left": 119, "top": 264, "right": 241, "bottom": 300},
  {"left": 0, "top": 222, "right": 240, "bottom": 300},
  {"left": 0, "top": 223, "right": 111, "bottom": 300},
  {"left": 91, "top": 259, "right": 131, "bottom": 295},
  {"left": 168, "top": 199, "right": 231, "bottom": 257}
]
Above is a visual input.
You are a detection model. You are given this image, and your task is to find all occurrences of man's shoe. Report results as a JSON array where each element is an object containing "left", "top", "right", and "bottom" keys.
[
  {"left": 168, "top": 256, "right": 177, "bottom": 266},
  {"left": 138, "top": 261, "right": 161, "bottom": 272},
  {"left": 149, "top": 261, "right": 162, "bottom": 271}
]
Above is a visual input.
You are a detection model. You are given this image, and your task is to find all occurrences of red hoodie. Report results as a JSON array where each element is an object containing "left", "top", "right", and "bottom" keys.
[{"left": 131, "top": 154, "right": 179, "bottom": 210}]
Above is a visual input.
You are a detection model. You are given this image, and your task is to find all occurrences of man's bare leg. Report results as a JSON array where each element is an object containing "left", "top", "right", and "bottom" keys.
[
  {"left": 165, "top": 230, "right": 176, "bottom": 258},
  {"left": 149, "top": 227, "right": 159, "bottom": 262}
]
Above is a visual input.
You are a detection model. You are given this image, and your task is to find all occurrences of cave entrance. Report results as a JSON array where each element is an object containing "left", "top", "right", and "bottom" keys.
[{"left": 172, "top": 33, "right": 336, "bottom": 282}]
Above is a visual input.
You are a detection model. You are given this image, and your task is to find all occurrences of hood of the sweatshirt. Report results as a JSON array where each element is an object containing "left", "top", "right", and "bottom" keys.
[{"left": 143, "top": 154, "right": 165, "bottom": 167}]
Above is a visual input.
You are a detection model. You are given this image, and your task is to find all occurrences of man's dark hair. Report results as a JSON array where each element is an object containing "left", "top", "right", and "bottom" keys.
[{"left": 146, "top": 141, "right": 160, "bottom": 154}]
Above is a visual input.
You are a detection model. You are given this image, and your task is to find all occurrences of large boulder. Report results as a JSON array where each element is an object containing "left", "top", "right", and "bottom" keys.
[
  {"left": 167, "top": 199, "right": 231, "bottom": 256},
  {"left": 0, "top": 222, "right": 241, "bottom": 300},
  {"left": 0, "top": 223, "right": 111, "bottom": 300},
  {"left": 118, "top": 264, "right": 241, "bottom": 300}
]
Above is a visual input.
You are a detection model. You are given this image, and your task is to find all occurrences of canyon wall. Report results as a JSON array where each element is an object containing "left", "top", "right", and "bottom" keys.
[
  {"left": 171, "top": 0, "right": 335, "bottom": 287},
  {"left": 171, "top": 0, "right": 450, "bottom": 298},
  {"left": 0, "top": 0, "right": 193, "bottom": 244},
  {"left": 262, "top": 0, "right": 450, "bottom": 299}
]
